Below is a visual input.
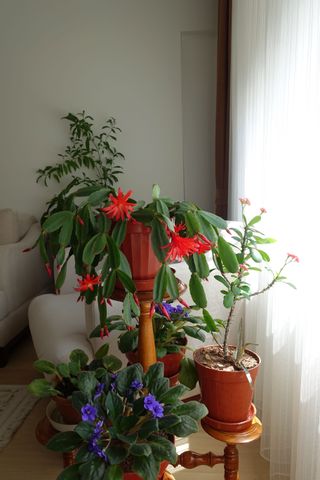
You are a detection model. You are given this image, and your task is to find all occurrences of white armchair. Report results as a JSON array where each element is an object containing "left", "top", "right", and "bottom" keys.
[{"left": 0, "top": 210, "right": 51, "bottom": 365}]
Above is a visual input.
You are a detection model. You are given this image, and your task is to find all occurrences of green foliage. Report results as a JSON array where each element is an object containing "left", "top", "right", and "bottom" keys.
[
  {"left": 28, "top": 347, "right": 121, "bottom": 400},
  {"left": 36, "top": 112, "right": 124, "bottom": 188},
  {"left": 113, "top": 303, "right": 209, "bottom": 364},
  {"left": 46, "top": 362, "right": 208, "bottom": 480},
  {"left": 209, "top": 201, "right": 298, "bottom": 360}
]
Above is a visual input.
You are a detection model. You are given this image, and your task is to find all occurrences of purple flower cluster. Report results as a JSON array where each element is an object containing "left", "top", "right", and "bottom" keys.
[
  {"left": 155, "top": 302, "right": 186, "bottom": 317},
  {"left": 81, "top": 404, "right": 97, "bottom": 422},
  {"left": 94, "top": 383, "right": 105, "bottom": 400},
  {"left": 110, "top": 373, "right": 117, "bottom": 392},
  {"left": 88, "top": 420, "right": 108, "bottom": 461},
  {"left": 144, "top": 393, "right": 164, "bottom": 418},
  {"left": 130, "top": 379, "right": 143, "bottom": 390}
]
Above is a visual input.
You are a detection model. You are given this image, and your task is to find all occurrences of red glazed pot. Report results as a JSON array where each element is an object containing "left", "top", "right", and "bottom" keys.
[
  {"left": 126, "top": 338, "right": 187, "bottom": 378},
  {"left": 53, "top": 396, "right": 81, "bottom": 425},
  {"left": 194, "top": 346, "right": 261, "bottom": 424},
  {"left": 120, "top": 221, "right": 161, "bottom": 292},
  {"left": 123, "top": 460, "right": 169, "bottom": 480}
]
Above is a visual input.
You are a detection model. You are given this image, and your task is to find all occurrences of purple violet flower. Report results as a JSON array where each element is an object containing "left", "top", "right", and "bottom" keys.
[
  {"left": 143, "top": 393, "right": 164, "bottom": 419},
  {"left": 81, "top": 404, "right": 97, "bottom": 422},
  {"left": 130, "top": 379, "right": 143, "bottom": 390},
  {"left": 94, "top": 383, "right": 105, "bottom": 400},
  {"left": 155, "top": 301, "right": 187, "bottom": 318},
  {"left": 110, "top": 373, "right": 117, "bottom": 392},
  {"left": 152, "top": 402, "right": 164, "bottom": 418},
  {"left": 88, "top": 439, "right": 108, "bottom": 461}
]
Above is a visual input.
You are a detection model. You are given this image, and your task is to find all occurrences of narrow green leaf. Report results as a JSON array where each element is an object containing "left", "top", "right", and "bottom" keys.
[
  {"left": 82, "top": 233, "right": 107, "bottom": 265},
  {"left": 198, "top": 210, "right": 227, "bottom": 230},
  {"left": 185, "top": 211, "right": 201, "bottom": 235},
  {"left": 165, "top": 265, "right": 179, "bottom": 299},
  {"left": 153, "top": 264, "right": 168, "bottom": 303},
  {"left": 111, "top": 221, "right": 127, "bottom": 246},
  {"left": 223, "top": 291, "right": 235, "bottom": 308},
  {"left": 106, "top": 236, "right": 121, "bottom": 269},
  {"left": 151, "top": 219, "right": 169, "bottom": 263},
  {"left": 248, "top": 215, "right": 261, "bottom": 226},
  {"left": 189, "top": 273, "right": 207, "bottom": 308},
  {"left": 217, "top": 236, "right": 239, "bottom": 273},
  {"left": 117, "top": 270, "right": 136, "bottom": 293}
]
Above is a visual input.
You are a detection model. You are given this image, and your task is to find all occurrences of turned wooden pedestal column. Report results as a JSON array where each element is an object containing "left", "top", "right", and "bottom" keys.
[{"left": 176, "top": 416, "right": 262, "bottom": 480}]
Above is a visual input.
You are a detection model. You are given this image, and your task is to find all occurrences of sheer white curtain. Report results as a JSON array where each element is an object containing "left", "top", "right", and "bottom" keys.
[{"left": 230, "top": 1, "right": 320, "bottom": 479}]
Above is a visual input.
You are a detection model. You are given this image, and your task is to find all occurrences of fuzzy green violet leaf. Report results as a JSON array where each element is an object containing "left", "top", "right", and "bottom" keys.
[
  {"left": 79, "top": 458, "right": 106, "bottom": 480},
  {"left": 57, "top": 464, "right": 81, "bottom": 480},
  {"left": 178, "top": 358, "right": 198, "bottom": 389},
  {"left": 104, "top": 465, "right": 123, "bottom": 480},
  {"left": 33, "top": 359, "right": 56, "bottom": 375},
  {"left": 47, "top": 431, "right": 83, "bottom": 452}
]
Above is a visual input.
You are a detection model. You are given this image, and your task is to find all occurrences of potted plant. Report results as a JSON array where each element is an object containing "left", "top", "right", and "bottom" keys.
[
  {"left": 46, "top": 362, "right": 208, "bottom": 480},
  {"left": 28, "top": 344, "right": 122, "bottom": 424},
  {"left": 29, "top": 111, "right": 228, "bottom": 336},
  {"left": 105, "top": 301, "right": 208, "bottom": 383},
  {"left": 181, "top": 199, "right": 299, "bottom": 430}
]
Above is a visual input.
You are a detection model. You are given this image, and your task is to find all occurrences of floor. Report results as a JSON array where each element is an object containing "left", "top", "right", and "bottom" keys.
[{"left": 0, "top": 335, "right": 270, "bottom": 479}]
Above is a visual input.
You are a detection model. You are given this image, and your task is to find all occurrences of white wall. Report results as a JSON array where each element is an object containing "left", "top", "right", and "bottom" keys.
[{"left": 0, "top": 0, "right": 217, "bottom": 218}]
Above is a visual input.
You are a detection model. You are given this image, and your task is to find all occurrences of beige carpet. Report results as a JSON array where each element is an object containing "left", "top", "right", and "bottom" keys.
[{"left": 0, "top": 385, "right": 38, "bottom": 450}]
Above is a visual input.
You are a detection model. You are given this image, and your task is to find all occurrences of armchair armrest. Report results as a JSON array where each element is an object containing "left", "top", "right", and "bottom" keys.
[{"left": 0, "top": 223, "right": 51, "bottom": 312}]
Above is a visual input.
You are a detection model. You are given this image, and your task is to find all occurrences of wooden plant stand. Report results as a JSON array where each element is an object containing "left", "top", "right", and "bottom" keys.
[{"left": 176, "top": 416, "right": 262, "bottom": 480}]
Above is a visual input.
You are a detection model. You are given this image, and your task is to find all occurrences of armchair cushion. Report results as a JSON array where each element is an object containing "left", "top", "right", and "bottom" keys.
[
  {"left": 0, "top": 223, "right": 50, "bottom": 313},
  {"left": 0, "top": 209, "right": 20, "bottom": 245}
]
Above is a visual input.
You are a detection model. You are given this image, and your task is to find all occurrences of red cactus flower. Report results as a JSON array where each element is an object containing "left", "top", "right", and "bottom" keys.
[
  {"left": 163, "top": 225, "right": 199, "bottom": 262},
  {"left": 76, "top": 215, "right": 85, "bottom": 226},
  {"left": 159, "top": 303, "right": 171, "bottom": 320},
  {"left": 196, "top": 234, "right": 212, "bottom": 254},
  {"left": 287, "top": 253, "right": 299, "bottom": 263},
  {"left": 75, "top": 274, "right": 102, "bottom": 292},
  {"left": 127, "top": 325, "right": 135, "bottom": 331},
  {"left": 45, "top": 263, "right": 52, "bottom": 278},
  {"left": 104, "top": 325, "right": 110, "bottom": 337},
  {"left": 101, "top": 188, "right": 135, "bottom": 221},
  {"left": 239, "top": 263, "right": 249, "bottom": 271},
  {"left": 149, "top": 301, "right": 156, "bottom": 318},
  {"left": 107, "top": 298, "right": 113, "bottom": 307},
  {"left": 133, "top": 293, "right": 140, "bottom": 307},
  {"left": 178, "top": 297, "right": 190, "bottom": 309}
]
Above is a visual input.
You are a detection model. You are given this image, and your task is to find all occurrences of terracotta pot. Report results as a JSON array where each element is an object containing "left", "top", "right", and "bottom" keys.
[
  {"left": 126, "top": 338, "right": 187, "bottom": 378},
  {"left": 53, "top": 396, "right": 81, "bottom": 425},
  {"left": 123, "top": 460, "right": 169, "bottom": 480},
  {"left": 194, "top": 346, "right": 261, "bottom": 425},
  {"left": 120, "top": 221, "right": 161, "bottom": 292}
]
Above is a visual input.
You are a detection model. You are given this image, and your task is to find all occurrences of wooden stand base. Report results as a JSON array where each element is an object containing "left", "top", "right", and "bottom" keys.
[{"left": 176, "top": 416, "right": 262, "bottom": 480}]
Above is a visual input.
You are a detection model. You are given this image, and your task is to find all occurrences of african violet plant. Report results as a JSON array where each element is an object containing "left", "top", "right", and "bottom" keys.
[
  {"left": 111, "top": 301, "right": 208, "bottom": 359},
  {"left": 46, "top": 362, "right": 208, "bottom": 480},
  {"left": 28, "top": 344, "right": 122, "bottom": 399}
]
